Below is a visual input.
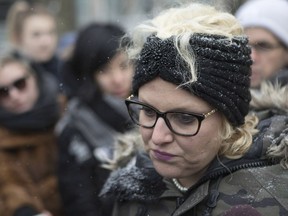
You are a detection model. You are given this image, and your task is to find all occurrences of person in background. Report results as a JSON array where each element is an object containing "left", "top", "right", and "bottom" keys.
[
  {"left": 0, "top": 56, "right": 63, "bottom": 216},
  {"left": 6, "top": 0, "right": 61, "bottom": 83},
  {"left": 56, "top": 23, "right": 134, "bottom": 216},
  {"left": 100, "top": 2, "right": 288, "bottom": 215},
  {"left": 236, "top": 0, "right": 288, "bottom": 88},
  {"left": 236, "top": 0, "right": 288, "bottom": 167}
]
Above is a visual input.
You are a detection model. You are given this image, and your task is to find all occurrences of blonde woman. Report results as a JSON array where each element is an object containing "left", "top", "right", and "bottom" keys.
[
  {"left": 6, "top": 1, "right": 60, "bottom": 82},
  {"left": 100, "top": 2, "right": 288, "bottom": 216}
]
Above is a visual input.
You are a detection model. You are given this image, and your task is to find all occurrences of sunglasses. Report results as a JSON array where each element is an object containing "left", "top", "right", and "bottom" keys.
[{"left": 0, "top": 74, "right": 31, "bottom": 99}]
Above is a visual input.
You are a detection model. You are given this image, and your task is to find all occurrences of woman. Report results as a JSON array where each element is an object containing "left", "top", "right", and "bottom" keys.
[
  {"left": 100, "top": 3, "right": 288, "bottom": 216},
  {"left": 0, "top": 56, "right": 63, "bottom": 216},
  {"left": 56, "top": 23, "right": 134, "bottom": 216},
  {"left": 6, "top": 0, "right": 60, "bottom": 82}
]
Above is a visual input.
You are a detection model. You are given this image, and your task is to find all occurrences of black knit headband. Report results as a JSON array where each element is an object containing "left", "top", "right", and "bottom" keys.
[{"left": 132, "top": 33, "right": 252, "bottom": 127}]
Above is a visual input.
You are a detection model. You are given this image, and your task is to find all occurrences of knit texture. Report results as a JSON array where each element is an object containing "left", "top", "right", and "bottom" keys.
[{"left": 133, "top": 34, "right": 252, "bottom": 126}]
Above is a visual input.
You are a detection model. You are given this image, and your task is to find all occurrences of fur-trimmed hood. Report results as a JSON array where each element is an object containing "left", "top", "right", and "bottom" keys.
[
  {"left": 100, "top": 152, "right": 166, "bottom": 202},
  {"left": 250, "top": 82, "right": 288, "bottom": 169},
  {"left": 250, "top": 82, "right": 288, "bottom": 117}
]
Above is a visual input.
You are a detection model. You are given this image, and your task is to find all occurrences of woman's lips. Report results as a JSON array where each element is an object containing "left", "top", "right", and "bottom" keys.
[{"left": 152, "top": 150, "right": 175, "bottom": 161}]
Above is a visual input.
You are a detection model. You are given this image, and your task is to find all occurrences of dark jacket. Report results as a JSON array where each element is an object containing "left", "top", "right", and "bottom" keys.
[
  {"left": 56, "top": 95, "right": 133, "bottom": 216},
  {"left": 101, "top": 85, "right": 288, "bottom": 216},
  {"left": 0, "top": 72, "right": 64, "bottom": 216}
]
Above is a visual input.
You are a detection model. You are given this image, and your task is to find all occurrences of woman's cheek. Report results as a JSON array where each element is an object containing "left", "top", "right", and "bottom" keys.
[{"left": 140, "top": 127, "right": 151, "bottom": 150}]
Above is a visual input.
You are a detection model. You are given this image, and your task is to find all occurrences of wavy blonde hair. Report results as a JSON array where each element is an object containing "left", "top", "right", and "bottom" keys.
[
  {"left": 218, "top": 115, "right": 258, "bottom": 159},
  {"left": 125, "top": 2, "right": 257, "bottom": 158}
]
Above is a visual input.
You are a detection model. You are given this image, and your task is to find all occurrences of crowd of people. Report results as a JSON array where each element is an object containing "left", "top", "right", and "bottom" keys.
[{"left": 0, "top": 0, "right": 287, "bottom": 216}]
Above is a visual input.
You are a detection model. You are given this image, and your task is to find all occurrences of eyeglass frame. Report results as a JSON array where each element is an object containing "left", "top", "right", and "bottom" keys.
[
  {"left": 0, "top": 74, "right": 31, "bottom": 99},
  {"left": 249, "top": 41, "right": 284, "bottom": 53},
  {"left": 125, "top": 97, "right": 217, "bottom": 136}
]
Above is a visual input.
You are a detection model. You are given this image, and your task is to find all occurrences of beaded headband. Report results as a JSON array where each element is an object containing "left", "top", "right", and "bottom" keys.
[{"left": 132, "top": 33, "right": 252, "bottom": 126}]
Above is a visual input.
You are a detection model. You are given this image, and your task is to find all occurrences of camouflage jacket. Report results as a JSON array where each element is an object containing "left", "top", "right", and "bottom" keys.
[{"left": 101, "top": 85, "right": 288, "bottom": 216}]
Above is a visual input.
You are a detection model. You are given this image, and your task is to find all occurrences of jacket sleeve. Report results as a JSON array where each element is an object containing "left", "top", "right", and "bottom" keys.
[{"left": 57, "top": 126, "right": 112, "bottom": 216}]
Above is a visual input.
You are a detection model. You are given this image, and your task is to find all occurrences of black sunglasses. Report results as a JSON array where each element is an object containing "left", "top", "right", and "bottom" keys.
[
  {"left": 125, "top": 97, "right": 217, "bottom": 136},
  {"left": 0, "top": 74, "right": 31, "bottom": 99}
]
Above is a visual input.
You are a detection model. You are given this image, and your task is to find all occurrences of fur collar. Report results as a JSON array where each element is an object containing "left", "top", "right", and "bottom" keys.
[
  {"left": 250, "top": 82, "right": 288, "bottom": 169},
  {"left": 250, "top": 82, "right": 288, "bottom": 115},
  {"left": 100, "top": 153, "right": 166, "bottom": 202}
]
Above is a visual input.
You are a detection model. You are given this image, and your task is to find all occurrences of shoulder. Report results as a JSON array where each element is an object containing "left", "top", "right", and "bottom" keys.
[
  {"left": 55, "top": 98, "right": 87, "bottom": 136},
  {"left": 217, "top": 165, "right": 288, "bottom": 213},
  {"left": 221, "top": 164, "right": 288, "bottom": 193},
  {"left": 247, "top": 165, "right": 288, "bottom": 209},
  {"left": 56, "top": 101, "right": 92, "bottom": 158},
  {"left": 100, "top": 152, "right": 166, "bottom": 202},
  {"left": 0, "top": 127, "right": 54, "bottom": 149}
]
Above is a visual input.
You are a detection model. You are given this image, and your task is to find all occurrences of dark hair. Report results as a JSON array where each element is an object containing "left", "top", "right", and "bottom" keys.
[{"left": 62, "top": 23, "right": 126, "bottom": 100}]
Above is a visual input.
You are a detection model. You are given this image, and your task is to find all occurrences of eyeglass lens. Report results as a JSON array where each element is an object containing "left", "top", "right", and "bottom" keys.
[
  {"left": 0, "top": 76, "right": 29, "bottom": 98},
  {"left": 250, "top": 41, "right": 282, "bottom": 52},
  {"left": 127, "top": 101, "right": 201, "bottom": 136}
]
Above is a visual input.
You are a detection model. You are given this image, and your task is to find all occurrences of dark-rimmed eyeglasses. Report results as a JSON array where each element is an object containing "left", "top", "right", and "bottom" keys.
[
  {"left": 249, "top": 41, "right": 283, "bottom": 53},
  {"left": 0, "top": 74, "right": 31, "bottom": 99},
  {"left": 125, "top": 97, "right": 217, "bottom": 136}
]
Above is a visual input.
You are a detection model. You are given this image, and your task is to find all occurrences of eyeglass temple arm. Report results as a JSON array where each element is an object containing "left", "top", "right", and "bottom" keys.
[{"left": 204, "top": 109, "right": 217, "bottom": 118}]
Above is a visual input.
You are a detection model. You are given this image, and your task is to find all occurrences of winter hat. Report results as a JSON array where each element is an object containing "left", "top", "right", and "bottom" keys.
[
  {"left": 133, "top": 34, "right": 252, "bottom": 127},
  {"left": 235, "top": 0, "right": 288, "bottom": 47}
]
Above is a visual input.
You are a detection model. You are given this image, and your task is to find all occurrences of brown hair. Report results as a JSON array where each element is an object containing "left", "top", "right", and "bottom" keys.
[
  {"left": 6, "top": 0, "right": 56, "bottom": 44},
  {"left": 0, "top": 55, "right": 35, "bottom": 77}
]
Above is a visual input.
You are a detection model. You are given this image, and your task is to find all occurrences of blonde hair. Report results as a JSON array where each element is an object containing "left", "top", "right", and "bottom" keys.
[
  {"left": 0, "top": 56, "right": 36, "bottom": 79},
  {"left": 126, "top": 2, "right": 244, "bottom": 82},
  {"left": 0, "top": 55, "right": 28, "bottom": 71},
  {"left": 6, "top": 1, "right": 55, "bottom": 44},
  {"left": 219, "top": 115, "right": 259, "bottom": 159}
]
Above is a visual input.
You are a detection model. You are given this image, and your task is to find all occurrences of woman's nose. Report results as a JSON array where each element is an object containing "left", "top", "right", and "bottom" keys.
[{"left": 151, "top": 117, "right": 174, "bottom": 145}]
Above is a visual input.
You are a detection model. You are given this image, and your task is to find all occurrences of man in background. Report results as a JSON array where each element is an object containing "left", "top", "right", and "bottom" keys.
[{"left": 236, "top": 0, "right": 288, "bottom": 88}]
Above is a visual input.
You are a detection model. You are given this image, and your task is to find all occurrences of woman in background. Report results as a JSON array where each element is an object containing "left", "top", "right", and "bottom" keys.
[
  {"left": 0, "top": 56, "right": 63, "bottom": 216},
  {"left": 56, "top": 23, "right": 134, "bottom": 216},
  {"left": 6, "top": 0, "right": 61, "bottom": 82}
]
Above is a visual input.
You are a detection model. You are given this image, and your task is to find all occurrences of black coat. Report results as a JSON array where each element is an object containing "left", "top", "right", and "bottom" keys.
[{"left": 56, "top": 96, "right": 133, "bottom": 216}]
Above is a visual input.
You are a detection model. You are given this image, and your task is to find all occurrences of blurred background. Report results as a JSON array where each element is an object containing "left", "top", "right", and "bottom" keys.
[{"left": 0, "top": 0, "right": 246, "bottom": 54}]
